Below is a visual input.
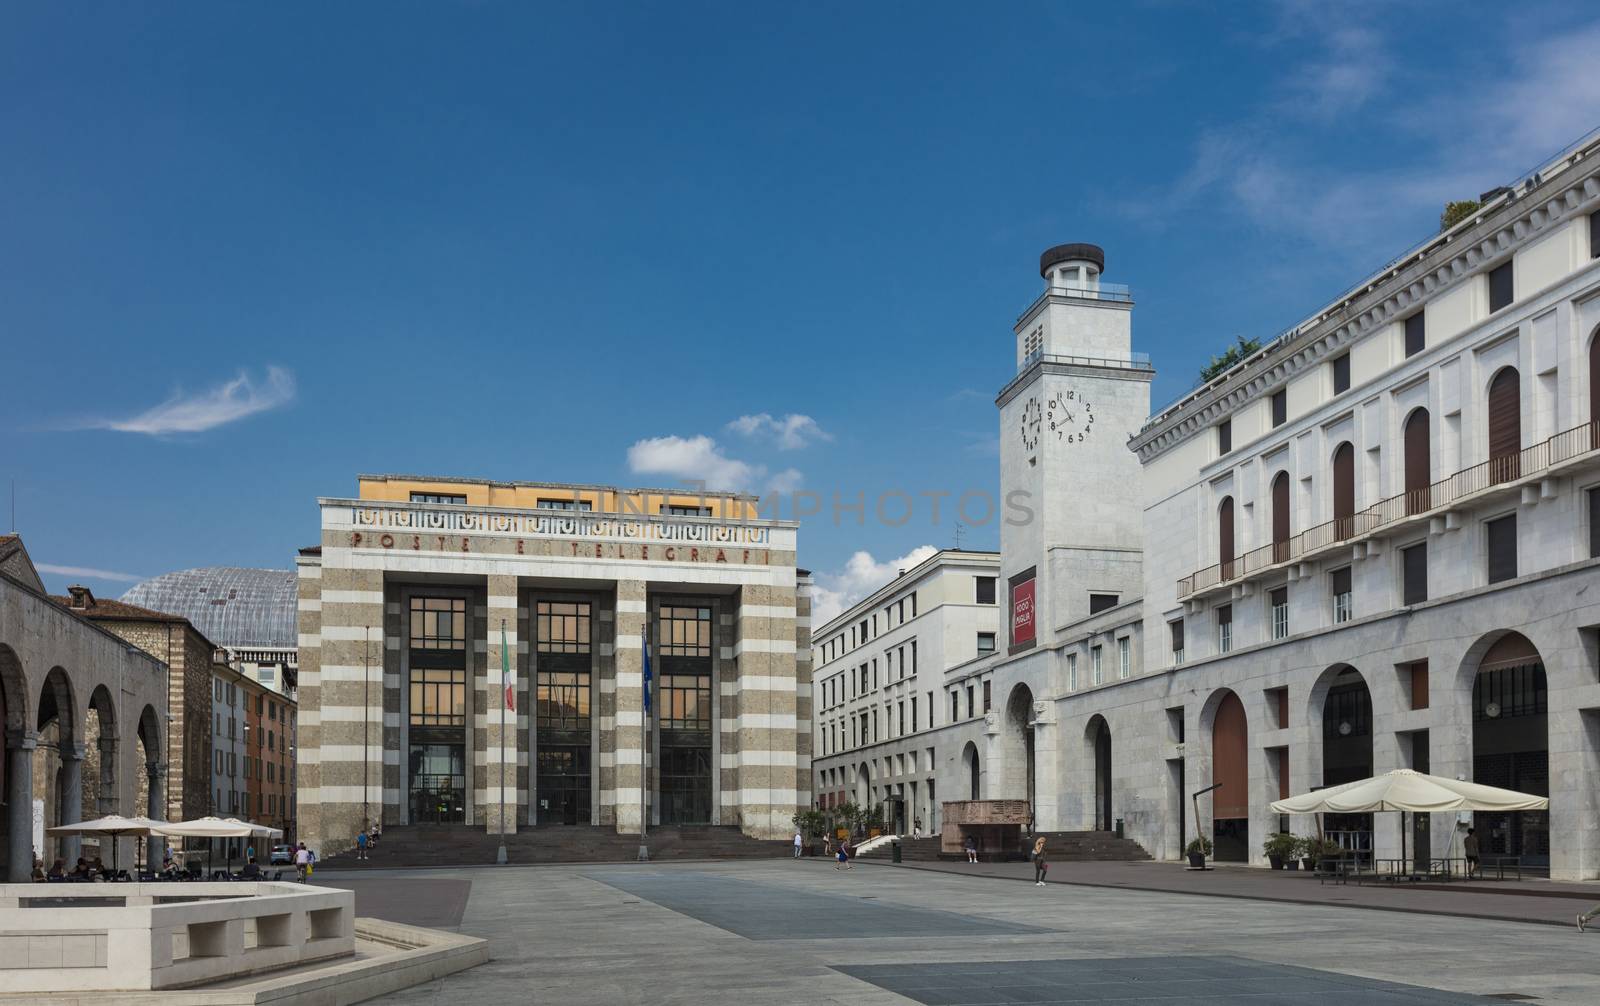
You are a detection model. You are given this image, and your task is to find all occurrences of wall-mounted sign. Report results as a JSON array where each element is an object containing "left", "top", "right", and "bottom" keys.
[{"left": 1011, "top": 575, "right": 1036, "bottom": 647}]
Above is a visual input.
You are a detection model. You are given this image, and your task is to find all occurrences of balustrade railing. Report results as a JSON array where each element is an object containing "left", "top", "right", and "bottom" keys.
[{"left": 1177, "top": 420, "right": 1600, "bottom": 598}]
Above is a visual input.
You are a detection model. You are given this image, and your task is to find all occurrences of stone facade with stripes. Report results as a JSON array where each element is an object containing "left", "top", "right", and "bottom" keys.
[{"left": 295, "top": 491, "right": 808, "bottom": 856}]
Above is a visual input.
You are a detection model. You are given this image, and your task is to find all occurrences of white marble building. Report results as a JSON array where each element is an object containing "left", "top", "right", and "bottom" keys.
[
  {"left": 814, "top": 131, "right": 1600, "bottom": 879},
  {"left": 810, "top": 550, "right": 1001, "bottom": 834}
]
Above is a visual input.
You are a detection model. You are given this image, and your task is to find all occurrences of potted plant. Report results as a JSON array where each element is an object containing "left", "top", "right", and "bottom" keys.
[
  {"left": 1300, "top": 837, "right": 1336, "bottom": 872},
  {"left": 1262, "top": 832, "right": 1298, "bottom": 870},
  {"left": 1186, "top": 835, "right": 1213, "bottom": 868}
]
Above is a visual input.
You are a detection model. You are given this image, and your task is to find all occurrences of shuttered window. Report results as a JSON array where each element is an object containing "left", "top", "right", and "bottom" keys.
[
  {"left": 1331, "top": 354, "right": 1350, "bottom": 394},
  {"left": 1404, "top": 313, "right": 1425, "bottom": 357},
  {"left": 1486, "top": 514, "right": 1518, "bottom": 584},
  {"left": 1169, "top": 619, "right": 1185, "bottom": 662},
  {"left": 1488, "top": 261, "right": 1514, "bottom": 313},
  {"left": 1332, "top": 442, "right": 1355, "bottom": 539},
  {"left": 1330, "top": 566, "right": 1353, "bottom": 623},
  {"left": 1219, "top": 496, "right": 1235, "bottom": 577},
  {"left": 1217, "top": 419, "right": 1232, "bottom": 455},
  {"left": 1216, "top": 603, "right": 1233, "bottom": 653},
  {"left": 1590, "top": 487, "right": 1600, "bottom": 559},
  {"left": 1401, "top": 542, "right": 1428, "bottom": 605},
  {"left": 1404, "top": 409, "right": 1430, "bottom": 515},
  {"left": 1271, "top": 472, "right": 1291, "bottom": 562},
  {"left": 1271, "top": 389, "right": 1287, "bottom": 427},
  {"left": 1487, "top": 367, "right": 1521, "bottom": 483}
]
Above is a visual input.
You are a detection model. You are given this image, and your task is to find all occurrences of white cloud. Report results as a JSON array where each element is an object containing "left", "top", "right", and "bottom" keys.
[
  {"left": 91, "top": 366, "right": 296, "bottom": 435},
  {"left": 810, "top": 545, "right": 938, "bottom": 625},
  {"left": 1123, "top": 15, "right": 1600, "bottom": 259},
  {"left": 725, "top": 413, "right": 832, "bottom": 450},
  {"left": 36, "top": 563, "right": 144, "bottom": 583},
  {"left": 627, "top": 435, "right": 757, "bottom": 490}
]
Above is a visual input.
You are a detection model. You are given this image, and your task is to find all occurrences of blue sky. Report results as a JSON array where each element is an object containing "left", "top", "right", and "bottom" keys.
[{"left": 4, "top": 2, "right": 1599, "bottom": 620}]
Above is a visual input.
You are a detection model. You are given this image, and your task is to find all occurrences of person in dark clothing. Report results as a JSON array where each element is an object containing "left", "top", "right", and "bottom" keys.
[
  {"left": 240, "top": 857, "right": 262, "bottom": 880},
  {"left": 1463, "top": 828, "right": 1479, "bottom": 878},
  {"left": 1032, "top": 836, "right": 1048, "bottom": 886}
]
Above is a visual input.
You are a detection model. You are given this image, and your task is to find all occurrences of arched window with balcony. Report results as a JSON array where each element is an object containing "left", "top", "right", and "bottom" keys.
[
  {"left": 1218, "top": 496, "right": 1235, "bottom": 580},
  {"left": 1271, "top": 471, "right": 1291, "bottom": 562},
  {"left": 1404, "top": 407, "right": 1431, "bottom": 516},
  {"left": 1487, "top": 367, "right": 1521, "bottom": 484},
  {"left": 1332, "top": 442, "right": 1355, "bottom": 540}
]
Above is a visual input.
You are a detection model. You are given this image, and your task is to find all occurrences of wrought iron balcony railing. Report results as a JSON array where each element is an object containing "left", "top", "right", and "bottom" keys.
[{"left": 1177, "top": 420, "right": 1600, "bottom": 598}]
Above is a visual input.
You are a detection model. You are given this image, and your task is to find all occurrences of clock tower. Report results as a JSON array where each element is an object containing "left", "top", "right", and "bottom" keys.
[{"left": 998, "top": 243, "right": 1152, "bottom": 649}]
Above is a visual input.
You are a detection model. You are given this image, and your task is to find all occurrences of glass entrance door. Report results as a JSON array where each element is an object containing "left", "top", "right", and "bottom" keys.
[
  {"left": 657, "top": 605, "right": 713, "bottom": 825},
  {"left": 408, "top": 743, "right": 465, "bottom": 823}
]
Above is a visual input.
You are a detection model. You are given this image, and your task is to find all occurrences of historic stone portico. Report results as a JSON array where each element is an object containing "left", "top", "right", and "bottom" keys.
[
  {"left": 0, "top": 536, "right": 170, "bottom": 882},
  {"left": 295, "top": 476, "right": 811, "bottom": 858}
]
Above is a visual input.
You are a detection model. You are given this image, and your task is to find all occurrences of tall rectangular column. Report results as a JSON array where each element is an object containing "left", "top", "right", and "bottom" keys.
[
  {"left": 733, "top": 584, "right": 799, "bottom": 839},
  {"left": 613, "top": 580, "right": 647, "bottom": 835},
  {"left": 484, "top": 575, "right": 519, "bottom": 835},
  {"left": 6, "top": 735, "right": 36, "bottom": 882}
]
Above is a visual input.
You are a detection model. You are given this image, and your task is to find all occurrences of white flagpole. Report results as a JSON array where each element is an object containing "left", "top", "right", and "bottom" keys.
[
  {"left": 639, "top": 622, "right": 650, "bottom": 862},
  {"left": 497, "top": 618, "right": 508, "bottom": 866}
]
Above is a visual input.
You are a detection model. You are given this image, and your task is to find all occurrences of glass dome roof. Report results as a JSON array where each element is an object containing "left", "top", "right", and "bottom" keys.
[{"left": 121, "top": 567, "right": 297, "bottom": 650}]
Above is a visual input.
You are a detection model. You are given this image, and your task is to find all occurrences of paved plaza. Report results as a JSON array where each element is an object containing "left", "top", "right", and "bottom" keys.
[{"left": 320, "top": 860, "right": 1600, "bottom": 1004}]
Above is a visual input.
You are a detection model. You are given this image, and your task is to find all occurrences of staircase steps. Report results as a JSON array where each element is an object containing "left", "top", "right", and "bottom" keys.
[
  {"left": 319, "top": 824, "right": 792, "bottom": 869},
  {"left": 856, "top": 831, "right": 1151, "bottom": 863}
]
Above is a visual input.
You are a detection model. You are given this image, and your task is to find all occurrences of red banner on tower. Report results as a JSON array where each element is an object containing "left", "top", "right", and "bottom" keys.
[{"left": 1011, "top": 577, "right": 1036, "bottom": 646}]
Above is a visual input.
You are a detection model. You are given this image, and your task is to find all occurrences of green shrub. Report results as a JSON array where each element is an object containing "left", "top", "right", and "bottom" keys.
[
  {"left": 1185, "top": 835, "right": 1214, "bottom": 857},
  {"left": 1262, "top": 832, "right": 1299, "bottom": 860},
  {"left": 1439, "top": 199, "right": 1481, "bottom": 231},
  {"left": 1200, "top": 336, "right": 1262, "bottom": 382}
]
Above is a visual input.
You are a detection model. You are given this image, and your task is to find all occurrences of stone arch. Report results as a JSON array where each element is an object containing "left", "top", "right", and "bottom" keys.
[
  {"left": 36, "top": 667, "right": 80, "bottom": 863},
  {"left": 1003, "top": 683, "right": 1035, "bottom": 809},
  {"left": 1308, "top": 663, "right": 1374, "bottom": 858},
  {"left": 1085, "top": 715, "right": 1112, "bottom": 831},
  {"left": 1200, "top": 688, "right": 1249, "bottom": 862},
  {"left": 961, "top": 741, "right": 980, "bottom": 800},
  {"left": 85, "top": 684, "right": 118, "bottom": 821},
  {"left": 1462, "top": 630, "right": 1549, "bottom": 868}
]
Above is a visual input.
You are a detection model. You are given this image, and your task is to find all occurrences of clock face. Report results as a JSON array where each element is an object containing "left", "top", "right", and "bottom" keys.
[
  {"left": 1019, "top": 396, "right": 1042, "bottom": 451},
  {"left": 1046, "top": 389, "right": 1095, "bottom": 444}
]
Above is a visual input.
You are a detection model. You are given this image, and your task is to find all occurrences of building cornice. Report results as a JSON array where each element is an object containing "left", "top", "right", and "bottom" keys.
[
  {"left": 1130, "top": 137, "right": 1600, "bottom": 464},
  {"left": 812, "top": 549, "right": 1001, "bottom": 641}
]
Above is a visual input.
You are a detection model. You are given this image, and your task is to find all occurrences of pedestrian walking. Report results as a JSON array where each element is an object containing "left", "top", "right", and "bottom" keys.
[
  {"left": 1032, "top": 836, "right": 1048, "bottom": 886},
  {"left": 964, "top": 834, "right": 978, "bottom": 864},
  {"left": 356, "top": 830, "right": 369, "bottom": 860},
  {"left": 1463, "top": 827, "right": 1480, "bottom": 878},
  {"left": 294, "top": 842, "right": 311, "bottom": 882},
  {"left": 793, "top": 829, "right": 805, "bottom": 859},
  {"left": 835, "top": 836, "right": 853, "bottom": 871},
  {"left": 912, "top": 816, "right": 923, "bottom": 840},
  {"left": 1578, "top": 904, "right": 1600, "bottom": 932}
]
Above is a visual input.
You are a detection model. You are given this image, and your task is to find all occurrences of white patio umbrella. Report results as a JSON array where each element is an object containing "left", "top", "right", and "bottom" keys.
[
  {"left": 46, "top": 815, "right": 168, "bottom": 875},
  {"left": 220, "top": 819, "right": 284, "bottom": 874},
  {"left": 154, "top": 817, "right": 256, "bottom": 877},
  {"left": 1271, "top": 769, "right": 1548, "bottom": 873}
]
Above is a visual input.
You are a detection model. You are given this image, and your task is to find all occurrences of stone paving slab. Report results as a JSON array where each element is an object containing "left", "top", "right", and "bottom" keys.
[
  {"left": 837, "top": 956, "right": 1488, "bottom": 1004},
  {"left": 356, "top": 861, "right": 1600, "bottom": 1005},
  {"left": 875, "top": 856, "right": 1600, "bottom": 929},
  {"left": 585, "top": 868, "right": 1049, "bottom": 940}
]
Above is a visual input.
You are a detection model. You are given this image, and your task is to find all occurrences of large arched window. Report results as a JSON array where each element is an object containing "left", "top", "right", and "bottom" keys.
[
  {"left": 1271, "top": 471, "right": 1291, "bottom": 562},
  {"left": 1404, "top": 408, "right": 1431, "bottom": 516},
  {"left": 1332, "top": 442, "right": 1355, "bottom": 540},
  {"left": 1487, "top": 367, "right": 1521, "bottom": 484},
  {"left": 1218, "top": 496, "right": 1235, "bottom": 579}
]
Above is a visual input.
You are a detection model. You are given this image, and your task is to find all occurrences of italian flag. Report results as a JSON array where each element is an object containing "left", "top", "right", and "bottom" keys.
[{"left": 502, "top": 622, "right": 515, "bottom": 712}]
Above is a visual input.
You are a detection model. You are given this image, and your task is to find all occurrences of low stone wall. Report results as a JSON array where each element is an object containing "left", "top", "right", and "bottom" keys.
[{"left": 0, "top": 881, "right": 355, "bottom": 993}]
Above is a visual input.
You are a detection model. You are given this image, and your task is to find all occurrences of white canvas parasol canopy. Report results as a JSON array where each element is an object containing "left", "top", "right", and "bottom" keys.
[
  {"left": 1271, "top": 769, "right": 1548, "bottom": 815},
  {"left": 222, "top": 818, "right": 284, "bottom": 838},
  {"left": 154, "top": 816, "right": 257, "bottom": 839},
  {"left": 46, "top": 815, "right": 169, "bottom": 873}
]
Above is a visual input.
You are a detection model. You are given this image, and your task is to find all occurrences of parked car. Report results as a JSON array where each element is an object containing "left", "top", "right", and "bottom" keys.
[{"left": 269, "top": 844, "right": 295, "bottom": 865}]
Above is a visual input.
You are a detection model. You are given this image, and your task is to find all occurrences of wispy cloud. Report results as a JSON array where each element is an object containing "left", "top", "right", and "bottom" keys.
[
  {"left": 725, "top": 413, "right": 831, "bottom": 450},
  {"left": 1118, "top": 13, "right": 1600, "bottom": 259},
  {"left": 626, "top": 433, "right": 804, "bottom": 495},
  {"left": 36, "top": 563, "right": 144, "bottom": 583},
  {"left": 84, "top": 366, "right": 296, "bottom": 435},
  {"left": 811, "top": 545, "right": 938, "bottom": 625}
]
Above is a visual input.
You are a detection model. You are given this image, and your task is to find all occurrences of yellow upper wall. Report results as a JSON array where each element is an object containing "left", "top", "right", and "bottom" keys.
[{"left": 356, "top": 476, "right": 759, "bottom": 519}]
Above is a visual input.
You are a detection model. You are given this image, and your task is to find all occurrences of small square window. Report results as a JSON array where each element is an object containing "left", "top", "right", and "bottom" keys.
[
  {"left": 975, "top": 577, "right": 997, "bottom": 604},
  {"left": 977, "top": 632, "right": 996, "bottom": 655},
  {"left": 1089, "top": 593, "right": 1119, "bottom": 614},
  {"left": 1331, "top": 354, "right": 1350, "bottom": 395},
  {"left": 1404, "top": 313, "right": 1425, "bottom": 357},
  {"left": 1488, "top": 261, "right": 1514, "bottom": 313}
]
